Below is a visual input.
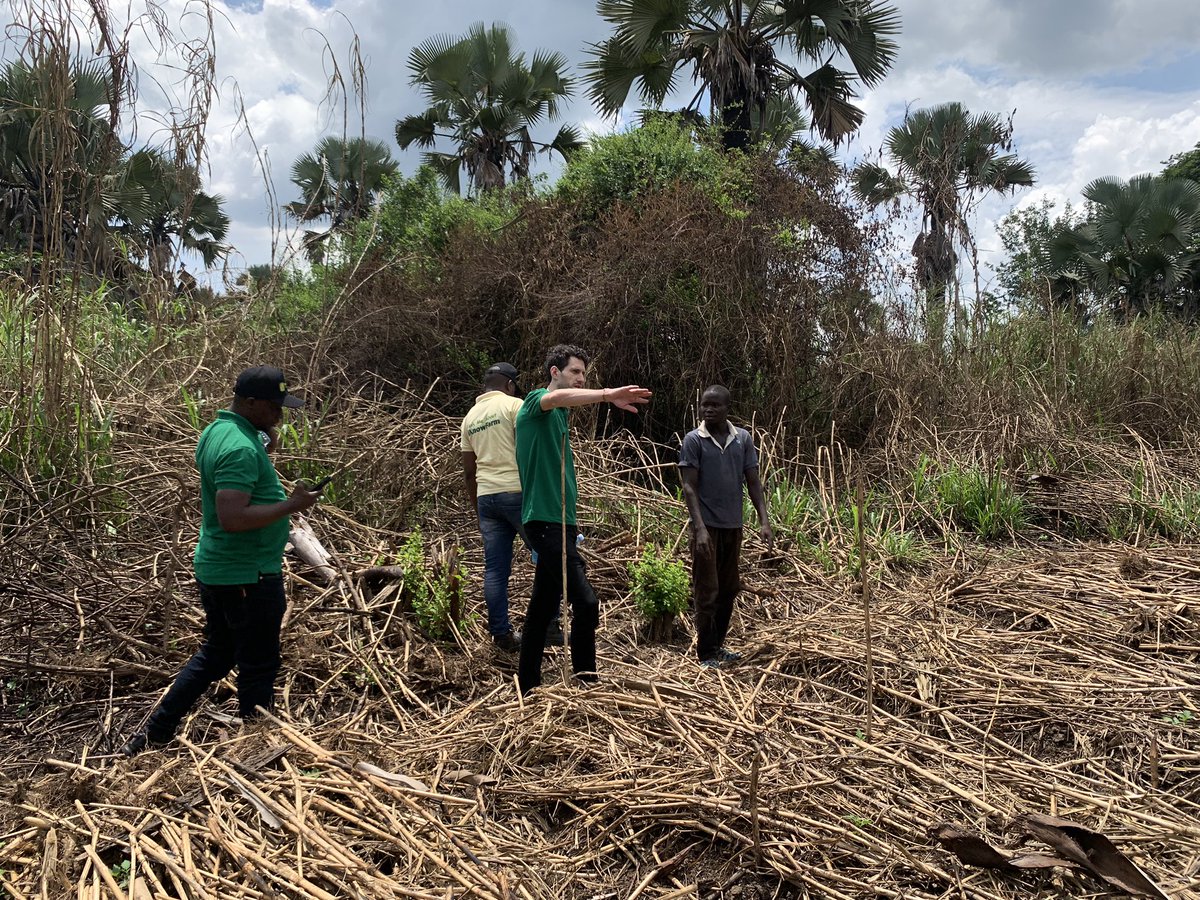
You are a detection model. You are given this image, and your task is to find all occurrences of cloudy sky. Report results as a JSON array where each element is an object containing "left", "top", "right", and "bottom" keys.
[{"left": 6, "top": 0, "right": 1200, "bottom": 288}]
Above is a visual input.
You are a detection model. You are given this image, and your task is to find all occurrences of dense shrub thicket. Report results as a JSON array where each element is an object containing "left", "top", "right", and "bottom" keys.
[
  {"left": 322, "top": 121, "right": 883, "bottom": 444},
  {"left": 291, "top": 120, "right": 1200, "bottom": 456}
]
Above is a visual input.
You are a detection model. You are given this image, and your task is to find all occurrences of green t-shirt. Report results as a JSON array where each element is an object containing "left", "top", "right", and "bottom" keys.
[
  {"left": 515, "top": 388, "right": 577, "bottom": 525},
  {"left": 193, "top": 410, "right": 290, "bottom": 585}
]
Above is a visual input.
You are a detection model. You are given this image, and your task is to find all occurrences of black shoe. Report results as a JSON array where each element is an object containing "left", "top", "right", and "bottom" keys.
[
  {"left": 493, "top": 630, "right": 522, "bottom": 653},
  {"left": 544, "top": 624, "right": 566, "bottom": 647},
  {"left": 716, "top": 647, "right": 742, "bottom": 664},
  {"left": 120, "top": 731, "right": 168, "bottom": 757}
]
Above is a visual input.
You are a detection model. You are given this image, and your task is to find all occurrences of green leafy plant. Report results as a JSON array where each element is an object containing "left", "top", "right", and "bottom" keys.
[
  {"left": 762, "top": 475, "right": 820, "bottom": 538},
  {"left": 109, "top": 859, "right": 131, "bottom": 889},
  {"left": 877, "top": 527, "right": 928, "bottom": 567},
  {"left": 556, "top": 116, "right": 754, "bottom": 219},
  {"left": 179, "top": 385, "right": 203, "bottom": 433},
  {"left": 629, "top": 545, "right": 690, "bottom": 622},
  {"left": 1163, "top": 709, "right": 1195, "bottom": 727},
  {"left": 398, "top": 529, "right": 471, "bottom": 640}
]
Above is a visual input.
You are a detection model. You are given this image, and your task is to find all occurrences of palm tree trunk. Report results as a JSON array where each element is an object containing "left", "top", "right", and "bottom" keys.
[
  {"left": 925, "top": 281, "right": 948, "bottom": 352},
  {"left": 719, "top": 97, "right": 754, "bottom": 152}
]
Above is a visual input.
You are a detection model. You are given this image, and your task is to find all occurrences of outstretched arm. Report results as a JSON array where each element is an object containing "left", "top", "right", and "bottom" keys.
[{"left": 539, "top": 385, "right": 652, "bottom": 412}]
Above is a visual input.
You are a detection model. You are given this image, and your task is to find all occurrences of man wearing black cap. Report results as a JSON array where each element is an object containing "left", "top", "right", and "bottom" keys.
[
  {"left": 461, "top": 363, "right": 563, "bottom": 651},
  {"left": 121, "top": 366, "right": 320, "bottom": 755}
]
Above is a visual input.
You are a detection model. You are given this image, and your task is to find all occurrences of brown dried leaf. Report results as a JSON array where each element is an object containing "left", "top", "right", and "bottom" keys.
[
  {"left": 1013, "top": 813, "right": 1169, "bottom": 899},
  {"left": 931, "top": 823, "right": 1017, "bottom": 870}
]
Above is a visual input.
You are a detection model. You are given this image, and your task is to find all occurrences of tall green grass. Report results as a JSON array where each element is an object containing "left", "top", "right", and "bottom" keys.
[{"left": 931, "top": 463, "right": 1028, "bottom": 539}]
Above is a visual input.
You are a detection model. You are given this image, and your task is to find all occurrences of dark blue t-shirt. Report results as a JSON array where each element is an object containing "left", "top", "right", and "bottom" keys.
[{"left": 678, "top": 423, "right": 759, "bottom": 528}]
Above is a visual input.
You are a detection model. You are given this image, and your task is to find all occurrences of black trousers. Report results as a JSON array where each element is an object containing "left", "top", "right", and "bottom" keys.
[
  {"left": 145, "top": 574, "right": 286, "bottom": 741},
  {"left": 518, "top": 521, "right": 599, "bottom": 694},
  {"left": 691, "top": 526, "right": 742, "bottom": 661}
]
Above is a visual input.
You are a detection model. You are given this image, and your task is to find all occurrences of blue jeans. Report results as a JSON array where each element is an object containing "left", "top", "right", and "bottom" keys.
[
  {"left": 477, "top": 492, "right": 527, "bottom": 637},
  {"left": 145, "top": 574, "right": 286, "bottom": 741}
]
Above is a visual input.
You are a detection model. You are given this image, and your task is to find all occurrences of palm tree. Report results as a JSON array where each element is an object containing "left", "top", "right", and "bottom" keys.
[
  {"left": 851, "top": 102, "right": 1035, "bottom": 346},
  {"left": 113, "top": 148, "right": 230, "bottom": 273},
  {"left": 0, "top": 56, "right": 120, "bottom": 263},
  {"left": 584, "top": 0, "right": 901, "bottom": 151},
  {"left": 1046, "top": 175, "right": 1200, "bottom": 319},
  {"left": 395, "top": 23, "right": 582, "bottom": 195},
  {"left": 0, "top": 57, "right": 229, "bottom": 279},
  {"left": 285, "top": 136, "right": 398, "bottom": 262}
]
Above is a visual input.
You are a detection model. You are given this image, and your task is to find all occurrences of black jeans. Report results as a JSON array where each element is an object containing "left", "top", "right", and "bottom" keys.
[
  {"left": 518, "top": 521, "right": 599, "bottom": 694},
  {"left": 692, "top": 527, "right": 742, "bottom": 661},
  {"left": 145, "top": 574, "right": 286, "bottom": 741}
]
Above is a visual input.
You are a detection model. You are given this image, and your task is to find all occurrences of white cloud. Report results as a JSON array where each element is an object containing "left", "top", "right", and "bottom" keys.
[{"left": 3, "top": 1, "right": 1200, "bottom": 285}]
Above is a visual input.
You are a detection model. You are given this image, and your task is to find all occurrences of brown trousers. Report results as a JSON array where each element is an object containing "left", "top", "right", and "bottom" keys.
[{"left": 691, "top": 526, "right": 742, "bottom": 661}]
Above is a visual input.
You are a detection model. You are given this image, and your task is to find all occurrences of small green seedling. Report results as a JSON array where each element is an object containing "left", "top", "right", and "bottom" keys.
[{"left": 110, "top": 859, "right": 131, "bottom": 889}]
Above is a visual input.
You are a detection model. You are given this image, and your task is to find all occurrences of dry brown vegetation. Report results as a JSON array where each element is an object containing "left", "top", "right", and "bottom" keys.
[
  {"left": 326, "top": 159, "right": 884, "bottom": 445},
  {"left": 3, "top": 3, "right": 1200, "bottom": 898},
  {"left": 2, "top": 366, "right": 1199, "bottom": 898}
]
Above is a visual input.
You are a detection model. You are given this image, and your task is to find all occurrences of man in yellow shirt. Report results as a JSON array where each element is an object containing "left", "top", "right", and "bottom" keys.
[{"left": 461, "top": 363, "right": 561, "bottom": 651}]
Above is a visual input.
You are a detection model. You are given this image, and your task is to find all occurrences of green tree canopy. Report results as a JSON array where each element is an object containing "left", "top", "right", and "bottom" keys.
[
  {"left": 1162, "top": 141, "right": 1200, "bottom": 184},
  {"left": 395, "top": 23, "right": 582, "bottom": 195},
  {"left": 994, "top": 198, "right": 1084, "bottom": 316},
  {"left": 1042, "top": 175, "right": 1200, "bottom": 319},
  {"left": 583, "top": 0, "right": 901, "bottom": 151}
]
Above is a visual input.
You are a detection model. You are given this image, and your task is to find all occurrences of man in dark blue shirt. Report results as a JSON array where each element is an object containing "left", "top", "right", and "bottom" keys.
[{"left": 678, "top": 385, "right": 772, "bottom": 667}]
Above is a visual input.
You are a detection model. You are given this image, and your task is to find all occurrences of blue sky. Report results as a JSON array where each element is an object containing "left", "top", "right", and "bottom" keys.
[{"left": 4, "top": 0, "right": 1200, "bottom": 288}]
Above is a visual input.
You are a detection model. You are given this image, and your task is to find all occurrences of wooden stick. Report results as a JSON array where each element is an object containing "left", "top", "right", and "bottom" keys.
[{"left": 856, "top": 471, "right": 875, "bottom": 743}]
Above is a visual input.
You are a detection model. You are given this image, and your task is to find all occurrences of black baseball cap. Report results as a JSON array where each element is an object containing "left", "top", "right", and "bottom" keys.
[
  {"left": 485, "top": 362, "right": 519, "bottom": 382},
  {"left": 482, "top": 362, "right": 520, "bottom": 391},
  {"left": 234, "top": 365, "right": 304, "bottom": 408}
]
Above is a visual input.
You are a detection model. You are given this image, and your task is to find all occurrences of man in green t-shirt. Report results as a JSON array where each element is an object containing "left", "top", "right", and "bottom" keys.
[
  {"left": 121, "top": 366, "right": 321, "bottom": 755},
  {"left": 515, "top": 344, "right": 651, "bottom": 694}
]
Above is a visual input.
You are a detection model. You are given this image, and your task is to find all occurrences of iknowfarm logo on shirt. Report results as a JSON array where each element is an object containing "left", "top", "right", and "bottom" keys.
[{"left": 468, "top": 415, "right": 504, "bottom": 436}]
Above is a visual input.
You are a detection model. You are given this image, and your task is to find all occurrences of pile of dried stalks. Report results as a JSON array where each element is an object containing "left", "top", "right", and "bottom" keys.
[{"left": 1, "top": 388, "right": 1198, "bottom": 899}]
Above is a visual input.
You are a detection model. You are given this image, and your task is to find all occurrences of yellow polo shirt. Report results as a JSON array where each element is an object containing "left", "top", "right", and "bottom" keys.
[{"left": 460, "top": 391, "right": 523, "bottom": 496}]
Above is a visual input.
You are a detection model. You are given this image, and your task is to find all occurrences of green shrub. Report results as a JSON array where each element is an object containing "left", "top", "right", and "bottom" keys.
[
  {"left": 265, "top": 268, "right": 335, "bottom": 329},
  {"left": 397, "top": 528, "right": 470, "bottom": 640},
  {"left": 352, "top": 167, "right": 525, "bottom": 265},
  {"left": 555, "top": 116, "right": 754, "bottom": 219},
  {"left": 629, "top": 545, "right": 690, "bottom": 620}
]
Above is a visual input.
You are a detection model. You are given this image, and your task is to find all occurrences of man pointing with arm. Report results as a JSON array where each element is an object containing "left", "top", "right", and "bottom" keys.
[
  {"left": 514, "top": 344, "right": 651, "bottom": 695},
  {"left": 461, "top": 362, "right": 562, "bottom": 651}
]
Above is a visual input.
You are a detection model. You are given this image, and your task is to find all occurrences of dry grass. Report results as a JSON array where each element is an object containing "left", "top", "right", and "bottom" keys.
[{"left": 2, "top": 386, "right": 1198, "bottom": 899}]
